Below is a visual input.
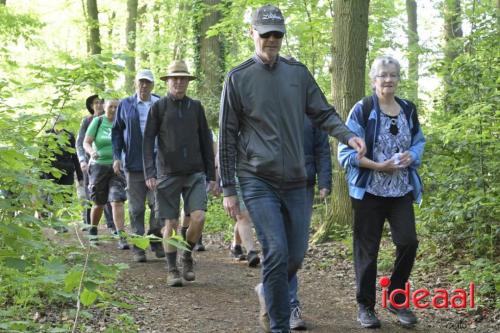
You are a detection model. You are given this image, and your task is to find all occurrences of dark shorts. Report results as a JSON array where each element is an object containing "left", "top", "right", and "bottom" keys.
[
  {"left": 88, "top": 163, "right": 127, "bottom": 205},
  {"left": 155, "top": 172, "right": 207, "bottom": 220}
]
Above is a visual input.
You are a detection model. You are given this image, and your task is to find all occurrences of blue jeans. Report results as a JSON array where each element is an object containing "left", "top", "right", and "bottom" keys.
[
  {"left": 240, "top": 177, "right": 311, "bottom": 333},
  {"left": 288, "top": 185, "right": 314, "bottom": 309}
]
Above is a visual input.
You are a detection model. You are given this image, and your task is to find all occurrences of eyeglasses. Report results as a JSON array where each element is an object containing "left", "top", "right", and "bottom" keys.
[
  {"left": 259, "top": 31, "right": 284, "bottom": 39},
  {"left": 376, "top": 73, "right": 399, "bottom": 79}
]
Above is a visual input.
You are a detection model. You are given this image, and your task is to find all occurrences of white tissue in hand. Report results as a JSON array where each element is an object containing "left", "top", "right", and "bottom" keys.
[{"left": 392, "top": 153, "right": 403, "bottom": 165}]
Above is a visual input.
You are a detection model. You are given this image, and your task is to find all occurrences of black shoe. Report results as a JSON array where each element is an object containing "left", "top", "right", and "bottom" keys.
[
  {"left": 151, "top": 243, "right": 166, "bottom": 258},
  {"left": 54, "top": 226, "right": 68, "bottom": 233},
  {"left": 289, "top": 305, "right": 307, "bottom": 330},
  {"left": 230, "top": 244, "right": 246, "bottom": 261},
  {"left": 357, "top": 307, "right": 381, "bottom": 328},
  {"left": 194, "top": 236, "right": 206, "bottom": 251},
  {"left": 133, "top": 247, "right": 147, "bottom": 262},
  {"left": 194, "top": 243, "right": 205, "bottom": 252},
  {"left": 117, "top": 235, "right": 130, "bottom": 250},
  {"left": 88, "top": 227, "right": 99, "bottom": 245},
  {"left": 247, "top": 250, "right": 260, "bottom": 267},
  {"left": 388, "top": 306, "right": 417, "bottom": 327}
]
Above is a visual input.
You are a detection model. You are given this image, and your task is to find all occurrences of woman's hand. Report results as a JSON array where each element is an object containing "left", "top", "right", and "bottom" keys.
[
  {"left": 376, "top": 159, "right": 401, "bottom": 174},
  {"left": 396, "top": 151, "right": 413, "bottom": 168}
]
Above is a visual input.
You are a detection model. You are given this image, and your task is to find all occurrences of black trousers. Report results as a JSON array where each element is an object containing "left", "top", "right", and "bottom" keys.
[{"left": 351, "top": 192, "right": 418, "bottom": 309}]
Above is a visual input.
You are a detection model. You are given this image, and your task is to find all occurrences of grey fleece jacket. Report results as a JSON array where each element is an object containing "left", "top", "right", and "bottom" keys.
[{"left": 219, "top": 55, "right": 355, "bottom": 196}]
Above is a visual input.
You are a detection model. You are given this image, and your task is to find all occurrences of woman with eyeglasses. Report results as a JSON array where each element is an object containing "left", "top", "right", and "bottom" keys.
[
  {"left": 338, "top": 55, "right": 426, "bottom": 329},
  {"left": 84, "top": 99, "right": 129, "bottom": 250}
]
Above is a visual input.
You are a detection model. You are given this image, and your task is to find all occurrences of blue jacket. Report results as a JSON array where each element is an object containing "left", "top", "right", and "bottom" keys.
[
  {"left": 112, "top": 94, "right": 160, "bottom": 172},
  {"left": 304, "top": 117, "right": 332, "bottom": 190},
  {"left": 338, "top": 94, "right": 425, "bottom": 203}
]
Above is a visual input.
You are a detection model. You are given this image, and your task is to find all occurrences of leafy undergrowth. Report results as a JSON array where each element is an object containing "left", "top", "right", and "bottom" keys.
[{"left": 0, "top": 218, "right": 134, "bottom": 332}]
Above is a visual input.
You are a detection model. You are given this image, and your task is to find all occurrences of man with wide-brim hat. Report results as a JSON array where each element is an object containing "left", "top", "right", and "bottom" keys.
[
  {"left": 159, "top": 60, "right": 196, "bottom": 81},
  {"left": 143, "top": 59, "right": 217, "bottom": 287},
  {"left": 76, "top": 94, "right": 115, "bottom": 231},
  {"left": 160, "top": 61, "right": 208, "bottom": 252}
]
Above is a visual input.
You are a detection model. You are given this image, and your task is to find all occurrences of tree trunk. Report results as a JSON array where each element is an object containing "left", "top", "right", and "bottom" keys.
[
  {"left": 443, "top": 0, "right": 463, "bottom": 112},
  {"left": 172, "top": 1, "right": 191, "bottom": 60},
  {"left": 313, "top": 0, "right": 369, "bottom": 242},
  {"left": 195, "top": 0, "right": 224, "bottom": 127},
  {"left": 86, "top": 0, "right": 101, "bottom": 55},
  {"left": 125, "top": 0, "right": 138, "bottom": 94},
  {"left": 138, "top": 5, "right": 149, "bottom": 64},
  {"left": 444, "top": 0, "right": 463, "bottom": 63},
  {"left": 406, "top": 0, "right": 419, "bottom": 102}
]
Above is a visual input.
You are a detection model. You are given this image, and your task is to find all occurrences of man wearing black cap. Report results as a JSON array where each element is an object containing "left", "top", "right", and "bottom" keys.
[
  {"left": 112, "top": 70, "right": 165, "bottom": 262},
  {"left": 219, "top": 5, "right": 366, "bottom": 332},
  {"left": 76, "top": 95, "right": 115, "bottom": 231}
]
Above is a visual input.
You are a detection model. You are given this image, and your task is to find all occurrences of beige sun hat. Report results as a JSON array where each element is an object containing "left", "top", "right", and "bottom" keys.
[{"left": 160, "top": 60, "right": 196, "bottom": 81}]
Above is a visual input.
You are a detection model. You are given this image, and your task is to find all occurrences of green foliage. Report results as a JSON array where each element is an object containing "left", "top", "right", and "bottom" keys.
[
  {"left": 0, "top": 7, "right": 135, "bottom": 331},
  {"left": 418, "top": 5, "right": 499, "bottom": 308},
  {"left": 204, "top": 196, "right": 234, "bottom": 242}
]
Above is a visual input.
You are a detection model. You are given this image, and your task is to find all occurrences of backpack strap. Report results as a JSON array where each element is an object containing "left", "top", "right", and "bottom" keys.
[
  {"left": 94, "top": 115, "right": 104, "bottom": 136},
  {"left": 361, "top": 95, "right": 373, "bottom": 128},
  {"left": 395, "top": 97, "right": 419, "bottom": 136}
]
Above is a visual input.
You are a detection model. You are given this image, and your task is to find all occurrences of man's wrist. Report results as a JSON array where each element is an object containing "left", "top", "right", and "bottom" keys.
[{"left": 222, "top": 186, "right": 237, "bottom": 197}]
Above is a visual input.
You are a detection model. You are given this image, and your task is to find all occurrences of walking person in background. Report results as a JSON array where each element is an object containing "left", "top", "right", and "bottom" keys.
[
  {"left": 40, "top": 114, "right": 84, "bottom": 231},
  {"left": 143, "top": 60, "right": 217, "bottom": 287},
  {"left": 218, "top": 5, "right": 366, "bottom": 332},
  {"left": 76, "top": 94, "right": 115, "bottom": 232},
  {"left": 112, "top": 70, "right": 165, "bottom": 262},
  {"left": 84, "top": 99, "right": 129, "bottom": 250},
  {"left": 338, "top": 55, "right": 425, "bottom": 329}
]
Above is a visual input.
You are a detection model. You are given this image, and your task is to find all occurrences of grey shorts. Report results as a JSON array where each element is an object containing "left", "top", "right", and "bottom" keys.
[
  {"left": 155, "top": 172, "right": 207, "bottom": 220},
  {"left": 88, "top": 163, "right": 127, "bottom": 205}
]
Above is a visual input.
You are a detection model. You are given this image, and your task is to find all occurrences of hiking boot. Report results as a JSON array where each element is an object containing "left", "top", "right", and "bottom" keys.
[
  {"left": 357, "top": 307, "right": 381, "bottom": 328},
  {"left": 290, "top": 305, "right": 306, "bottom": 330},
  {"left": 247, "top": 250, "right": 260, "bottom": 268},
  {"left": 88, "top": 227, "right": 99, "bottom": 245},
  {"left": 194, "top": 235, "right": 206, "bottom": 252},
  {"left": 151, "top": 243, "right": 166, "bottom": 258},
  {"left": 182, "top": 255, "right": 195, "bottom": 281},
  {"left": 133, "top": 247, "right": 147, "bottom": 262},
  {"left": 230, "top": 244, "right": 246, "bottom": 261},
  {"left": 255, "top": 283, "right": 271, "bottom": 333},
  {"left": 167, "top": 268, "right": 183, "bottom": 287},
  {"left": 117, "top": 236, "right": 130, "bottom": 250},
  {"left": 388, "top": 306, "right": 417, "bottom": 327}
]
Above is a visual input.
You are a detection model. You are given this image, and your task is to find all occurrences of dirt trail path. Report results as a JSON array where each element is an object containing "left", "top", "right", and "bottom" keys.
[{"left": 94, "top": 233, "right": 459, "bottom": 333}]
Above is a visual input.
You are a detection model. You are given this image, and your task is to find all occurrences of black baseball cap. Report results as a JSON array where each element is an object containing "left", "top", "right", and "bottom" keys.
[{"left": 251, "top": 5, "right": 286, "bottom": 34}]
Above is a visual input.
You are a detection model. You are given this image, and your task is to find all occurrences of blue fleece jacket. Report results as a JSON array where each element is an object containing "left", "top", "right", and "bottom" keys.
[
  {"left": 112, "top": 94, "right": 160, "bottom": 172},
  {"left": 338, "top": 94, "right": 425, "bottom": 203}
]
